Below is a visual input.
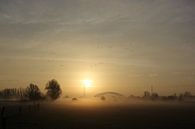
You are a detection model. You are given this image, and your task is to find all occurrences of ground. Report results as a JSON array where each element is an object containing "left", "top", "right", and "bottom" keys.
[{"left": 1, "top": 99, "right": 195, "bottom": 129}]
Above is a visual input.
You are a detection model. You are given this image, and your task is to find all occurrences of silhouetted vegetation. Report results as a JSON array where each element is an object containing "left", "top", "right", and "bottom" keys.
[
  {"left": 72, "top": 97, "right": 78, "bottom": 101},
  {"left": 0, "top": 88, "right": 27, "bottom": 100},
  {"left": 100, "top": 96, "right": 106, "bottom": 101},
  {"left": 25, "top": 83, "right": 43, "bottom": 101},
  {"left": 141, "top": 91, "right": 195, "bottom": 102},
  {"left": 0, "top": 106, "right": 6, "bottom": 129},
  {"left": 45, "top": 79, "right": 62, "bottom": 100},
  {"left": 0, "top": 79, "right": 62, "bottom": 101}
]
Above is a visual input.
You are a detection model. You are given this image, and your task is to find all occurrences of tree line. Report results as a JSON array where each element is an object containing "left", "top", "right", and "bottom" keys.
[{"left": 0, "top": 79, "right": 62, "bottom": 101}]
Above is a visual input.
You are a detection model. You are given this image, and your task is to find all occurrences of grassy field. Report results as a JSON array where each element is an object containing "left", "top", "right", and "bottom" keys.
[{"left": 1, "top": 99, "right": 195, "bottom": 129}]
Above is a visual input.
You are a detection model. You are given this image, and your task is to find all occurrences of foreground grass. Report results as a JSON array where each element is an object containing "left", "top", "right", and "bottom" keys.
[{"left": 1, "top": 99, "right": 195, "bottom": 129}]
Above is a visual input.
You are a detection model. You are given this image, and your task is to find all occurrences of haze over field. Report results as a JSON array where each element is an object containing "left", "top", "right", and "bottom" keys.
[{"left": 0, "top": 0, "right": 195, "bottom": 96}]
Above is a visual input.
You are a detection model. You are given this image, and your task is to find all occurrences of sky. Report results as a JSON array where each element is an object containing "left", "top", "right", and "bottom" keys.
[{"left": 0, "top": 0, "right": 195, "bottom": 96}]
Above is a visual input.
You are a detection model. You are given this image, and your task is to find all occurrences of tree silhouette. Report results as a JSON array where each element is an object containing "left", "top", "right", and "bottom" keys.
[
  {"left": 26, "top": 83, "right": 42, "bottom": 101},
  {"left": 45, "top": 79, "right": 62, "bottom": 100},
  {"left": 100, "top": 96, "right": 106, "bottom": 101}
]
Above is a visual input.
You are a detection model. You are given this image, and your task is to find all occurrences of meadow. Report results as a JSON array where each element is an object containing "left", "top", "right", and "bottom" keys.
[{"left": 1, "top": 98, "right": 195, "bottom": 129}]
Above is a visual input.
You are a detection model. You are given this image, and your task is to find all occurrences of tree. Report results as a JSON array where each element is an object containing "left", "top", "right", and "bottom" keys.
[
  {"left": 184, "top": 91, "right": 192, "bottom": 97},
  {"left": 26, "top": 83, "right": 42, "bottom": 101},
  {"left": 144, "top": 91, "right": 150, "bottom": 98},
  {"left": 45, "top": 79, "right": 62, "bottom": 100},
  {"left": 100, "top": 96, "right": 106, "bottom": 101},
  {"left": 0, "top": 88, "right": 30, "bottom": 100}
]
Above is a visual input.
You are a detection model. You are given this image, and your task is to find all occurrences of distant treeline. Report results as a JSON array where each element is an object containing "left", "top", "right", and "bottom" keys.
[
  {"left": 136, "top": 91, "right": 195, "bottom": 101},
  {"left": 0, "top": 88, "right": 28, "bottom": 100},
  {"left": 0, "top": 79, "right": 62, "bottom": 101}
]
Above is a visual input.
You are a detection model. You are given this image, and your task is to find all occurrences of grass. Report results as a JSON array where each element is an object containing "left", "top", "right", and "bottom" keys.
[{"left": 1, "top": 98, "right": 195, "bottom": 129}]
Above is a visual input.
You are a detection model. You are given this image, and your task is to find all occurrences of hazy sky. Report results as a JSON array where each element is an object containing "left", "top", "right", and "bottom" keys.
[{"left": 0, "top": 0, "right": 195, "bottom": 96}]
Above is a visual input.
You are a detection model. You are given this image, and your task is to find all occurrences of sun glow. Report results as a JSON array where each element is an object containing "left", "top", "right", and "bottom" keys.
[{"left": 83, "top": 79, "right": 93, "bottom": 88}]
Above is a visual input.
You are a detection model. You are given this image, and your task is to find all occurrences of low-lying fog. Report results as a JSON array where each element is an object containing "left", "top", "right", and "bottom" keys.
[
  {"left": 52, "top": 97, "right": 195, "bottom": 109},
  {"left": 1, "top": 97, "right": 195, "bottom": 129}
]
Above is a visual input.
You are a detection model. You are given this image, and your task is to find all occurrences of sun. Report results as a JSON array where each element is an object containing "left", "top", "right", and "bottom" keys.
[{"left": 83, "top": 79, "right": 92, "bottom": 88}]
